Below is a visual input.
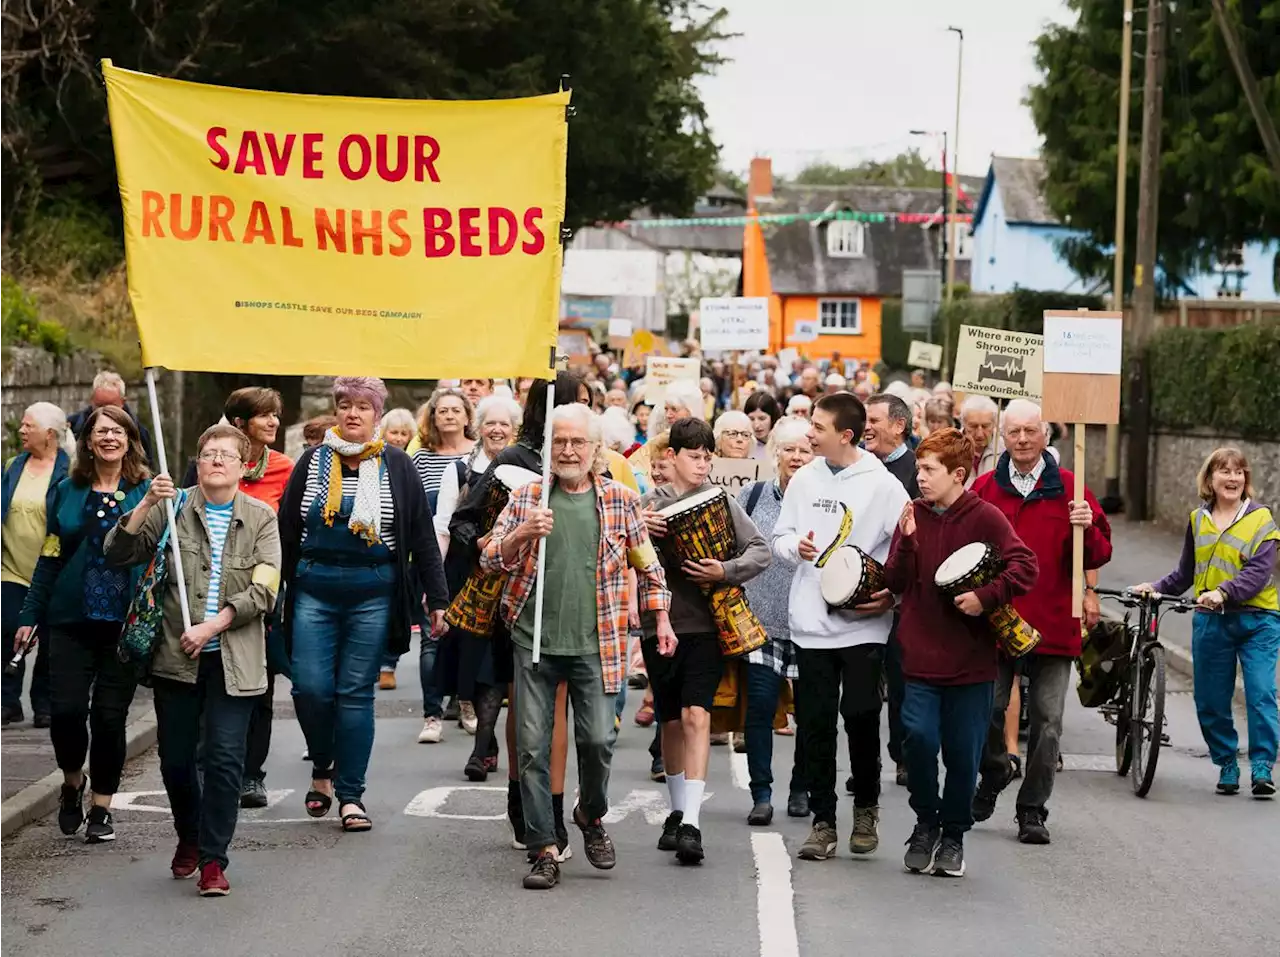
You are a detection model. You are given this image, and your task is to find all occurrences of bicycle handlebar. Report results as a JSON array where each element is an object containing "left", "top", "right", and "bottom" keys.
[{"left": 1093, "top": 586, "right": 1211, "bottom": 614}]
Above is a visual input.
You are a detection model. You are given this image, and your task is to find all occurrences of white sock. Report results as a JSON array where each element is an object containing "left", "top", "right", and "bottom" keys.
[
  {"left": 667, "top": 771, "right": 686, "bottom": 813},
  {"left": 684, "top": 779, "right": 706, "bottom": 829}
]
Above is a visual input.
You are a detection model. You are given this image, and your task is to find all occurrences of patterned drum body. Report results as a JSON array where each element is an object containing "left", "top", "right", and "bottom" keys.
[
  {"left": 819, "top": 546, "right": 888, "bottom": 610},
  {"left": 934, "top": 542, "right": 1042, "bottom": 659},
  {"left": 657, "top": 488, "right": 767, "bottom": 658}
]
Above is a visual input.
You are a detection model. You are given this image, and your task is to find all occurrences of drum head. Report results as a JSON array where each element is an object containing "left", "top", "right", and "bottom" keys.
[
  {"left": 494, "top": 464, "right": 539, "bottom": 492},
  {"left": 819, "top": 546, "right": 865, "bottom": 605},
  {"left": 935, "top": 542, "right": 992, "bottom": 587},
  {"left": 656, "top": 486, "right": 724, "bottom": 519}
]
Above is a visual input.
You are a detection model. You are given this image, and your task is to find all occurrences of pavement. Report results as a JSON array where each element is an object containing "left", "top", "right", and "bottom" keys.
[{"left": 2, "top": 628, "right": 1275, "bottom": 957}]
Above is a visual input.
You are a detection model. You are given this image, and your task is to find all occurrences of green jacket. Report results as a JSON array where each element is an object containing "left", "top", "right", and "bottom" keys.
[{"left": 105, "top": 488, "right": 281, "bottom": 696}]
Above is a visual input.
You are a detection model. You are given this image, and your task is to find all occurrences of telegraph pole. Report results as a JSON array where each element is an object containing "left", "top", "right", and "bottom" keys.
[
  {"left": 1125, "top": 0, "right": 1165, "bottom": 521},
  {"left": 1209, "top": 0, "right": 1280, "bottom": 178},
  {"left": 943, "top": 26, "right": 964, "bottom": 381},
  {"left": 1102, "top": 0, "right": 1135, "bottom": 513}
]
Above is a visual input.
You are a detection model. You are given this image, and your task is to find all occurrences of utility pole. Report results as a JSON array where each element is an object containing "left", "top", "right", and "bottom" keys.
[
  {"left": 1102, "top": 0, "right": 1135, "bottom": 513},
  {"left": 1125, "top": 0, "right": 1165, "bottom": 521},
  {"left": 943, "top": 25, "right": 964, "bottom": 380},
  {"left": 1209, "top": 0, "right": 1280, "bottom": 178}
]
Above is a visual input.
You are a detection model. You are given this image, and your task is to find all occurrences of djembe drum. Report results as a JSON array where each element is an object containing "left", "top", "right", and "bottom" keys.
[
  {"left": 819, "top": 545, "right": 888, "bottom": 610},
  {"left": 934, "top": 542, "right": 1042, "bottom": 658}
]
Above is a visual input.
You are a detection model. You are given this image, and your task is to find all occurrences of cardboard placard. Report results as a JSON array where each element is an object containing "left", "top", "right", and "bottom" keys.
[
  {"left": 607, "top": 317, "right": 633, "bottom": 350},
  {"left": 708, "top": 456, "right": 776, "bottom": 493},
  {"left": 557, "top": 328, "right": 592, "bottom": 365},
  {"left": 907, "top": 340, "right": 943, "bottom": 371},
  {"left": 1040, "top": 310, "right": 1122, "bottom": 425},
  {"left": 777, "top": 347, "right": 799, "bottom": 371},
  {"left": 698, "top": 297, "right": 770, "bottom": 351},
  {"left": 952, "top": 325, "right": 1044, "bottom": 401},
  {"left": 790, "top": 320, "right": 818, "bottom": 343},
  {"left": 644, "top": 355, "right": 700, "bottom": 407}
]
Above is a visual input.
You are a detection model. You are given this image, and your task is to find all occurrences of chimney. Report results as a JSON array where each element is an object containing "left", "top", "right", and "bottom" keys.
[{"left": 748, "top": 157, "right": 773, "bottom": 211}]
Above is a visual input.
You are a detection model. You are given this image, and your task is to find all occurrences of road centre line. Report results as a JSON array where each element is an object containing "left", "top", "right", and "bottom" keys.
[{"left": 751, "top": 832, "right": 800, "bottom": 957}]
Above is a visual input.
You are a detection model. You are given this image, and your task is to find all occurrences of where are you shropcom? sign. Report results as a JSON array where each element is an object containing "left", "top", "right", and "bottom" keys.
[{"left": 103, "top": 61, "right": 569, "bottom": 378}]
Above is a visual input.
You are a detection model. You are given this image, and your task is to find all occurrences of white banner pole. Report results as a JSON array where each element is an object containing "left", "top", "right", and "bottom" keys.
[
  {"left": 529, "top": 377, "right": 557, "bottom": 669},
  {"left": 144, "top": 367, "right": 193, "bottom": 631}
]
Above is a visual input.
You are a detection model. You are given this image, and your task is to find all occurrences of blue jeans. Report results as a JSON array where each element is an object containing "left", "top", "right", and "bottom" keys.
[
  {"left": 1, "top": 581, "right": 50, "bottom": 716},
  {"left": 153, "top": 652, "right": 258, "bottom": 869},
  {"left": 901, "top": 679, "right": 994, "bottom": 837},
  {"left": 381, "top": 652, "right": 401, "bottom": 673},
  {"left": 1192, "top": 610, "right": 1280, "bottom": 771},
  {"left": 419, "top": 628, "right": 443, "bottom": 719},
  {"left": 290, "top": 561, "right": 394, "bottom": 803},
  {"left": 744, "top": 662, "right": 804, "bottom": 804},
  {"left": 514, "top": 645, "right": 616, "bottom": 851}
]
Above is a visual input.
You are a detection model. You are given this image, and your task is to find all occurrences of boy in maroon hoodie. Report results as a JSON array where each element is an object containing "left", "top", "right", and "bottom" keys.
[{"left": 876, "top": 429, "right": 1037, "bottom": 878}]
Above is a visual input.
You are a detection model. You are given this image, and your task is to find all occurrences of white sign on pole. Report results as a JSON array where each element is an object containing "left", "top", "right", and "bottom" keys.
[
  {"left": 607, "top": 318, "right": 633, "bottom": 339},
  {"left": 644, "top": 355, "right": 701, "bottom": 407},
  {"left": 790, "top": 320, "right": 818, "bottom": 343},
  {"left": 698, "top": 297, "right": 769, "bottom": 351},
  {"left": 1043, "top": 315, "right": 1124, "bottom": 375},
  {"left": 561, "top": 249, "right": 661, "bottom": 297},
  {"left": 906, "top": 340, "right": 944, "bottom": 371}
]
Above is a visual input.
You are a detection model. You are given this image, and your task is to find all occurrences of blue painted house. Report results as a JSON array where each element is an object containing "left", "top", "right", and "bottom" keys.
[{"left": 969, "top": 156, "right": 1280, "bottom": 301}]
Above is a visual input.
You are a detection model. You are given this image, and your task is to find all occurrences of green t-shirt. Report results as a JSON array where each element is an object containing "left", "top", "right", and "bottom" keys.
[{"left": 512, "top": 484, "right": 601, "bottom": 657}]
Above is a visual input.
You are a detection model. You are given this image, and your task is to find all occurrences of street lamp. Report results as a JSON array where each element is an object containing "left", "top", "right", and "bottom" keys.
[
  {"left": 946, "top": 25, "right": 964, "bottom": 318},
  {"left": 909, "top": 128, "right": 948, "bottom": 334}
]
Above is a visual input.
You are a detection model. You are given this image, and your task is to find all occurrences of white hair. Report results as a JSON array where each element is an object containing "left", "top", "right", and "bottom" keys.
[
  {"left": 959, "top": 395, "right": 999, "bottom": 424},
  {"left": 767, "top": 415, "right": 812, "bottom": 462},
  {"left": 664, "top": 380, "right": 705, "bottom": 421},
  {"left": 712, "top": 409, "right": 751, "bottom": 440},
  {"left": 491, "top": 383, "right": 515, "bottom": 401},
  {"left": 883, "top": 380, "right": 913, "bottom": 400},
  {"left": 380, "top": 407, "right": 415, "bottom": 434},
  {"left": 932, "top": 381, "right": 953, "bottom": 395},
  {"left": 1002, "top": 398, "right": 1043, "bottom": 430},
  {"left": 475, "top": 394, "right": 522, "bottom": 429},
  {"left": 599, "top": 406, "right": 636, "bottom": 451},
  {"left": 92, "top": 370, "right": 126, "bottom": 398},
  {"left": 786, "top": 394, "right": 812, "bottom": 415},
  {"left": 550, "top": 403, "right": 609, "bottom": 473},
  {"left": 825, "top": 372, "right": 847, "bottom": 389},
  {"left": 25, "top": 401, "right": 67, "bottom": 436}
]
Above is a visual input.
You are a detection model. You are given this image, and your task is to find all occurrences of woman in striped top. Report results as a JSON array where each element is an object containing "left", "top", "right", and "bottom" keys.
[{"left": 278, "top": 377, "right": 449, "bottom": 833}]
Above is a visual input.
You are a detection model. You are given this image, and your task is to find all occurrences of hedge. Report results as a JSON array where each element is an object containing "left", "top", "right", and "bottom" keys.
[{"left": 1148, "top": 321, "right": 1280, "bottom": 440}]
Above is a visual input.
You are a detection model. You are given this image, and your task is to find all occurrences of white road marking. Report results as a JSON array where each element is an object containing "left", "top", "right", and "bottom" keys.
[
  {"left": 751, "top": 832, "right": 800, "bottom": 957},
  {"left": 731, "top": 751, "right": 750, "bottom": 792},
  {"left": 403, "top": 785, "right": 507, "bottom": 820},
  {"left": 111, "top": 789, "right": 295, "bottom": 816},
  {"left": 604, "top": 787, "right": 712, "bottom": 825}
]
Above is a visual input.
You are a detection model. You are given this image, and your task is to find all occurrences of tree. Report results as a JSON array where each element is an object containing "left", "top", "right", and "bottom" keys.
[
  {"left": 788, "top": 149, "right": 944, "bottom": 189},
  {"left": 1027, "top": 0, "right": 1280, "bottom": 293}
]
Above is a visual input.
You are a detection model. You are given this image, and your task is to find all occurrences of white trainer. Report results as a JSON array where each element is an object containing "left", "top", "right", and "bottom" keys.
[{"left": 418, "top": 716, "right": 444, "bottom": 744}]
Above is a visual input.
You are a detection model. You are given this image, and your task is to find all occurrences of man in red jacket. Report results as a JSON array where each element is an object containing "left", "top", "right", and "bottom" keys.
[
  {"left": 970, "top": 399, "right": 1112, "bottom": 844},
  {"left": 878, "top": 429, "right": 1037, "bottom": 878}
]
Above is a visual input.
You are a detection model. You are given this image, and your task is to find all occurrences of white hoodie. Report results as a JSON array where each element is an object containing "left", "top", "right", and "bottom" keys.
[{"left": 772, "top": 453, "right": 910, "bottom": 649}]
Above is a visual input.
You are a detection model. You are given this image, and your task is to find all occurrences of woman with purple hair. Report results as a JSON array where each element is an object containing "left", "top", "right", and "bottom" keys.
[{"left": 278, "top": 376, "right": 449, "bottom": 831}]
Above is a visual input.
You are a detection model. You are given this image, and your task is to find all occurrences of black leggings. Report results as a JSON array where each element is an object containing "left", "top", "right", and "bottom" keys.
[{"left": 49, "top": 620, "right": 139, "bottom": 794}]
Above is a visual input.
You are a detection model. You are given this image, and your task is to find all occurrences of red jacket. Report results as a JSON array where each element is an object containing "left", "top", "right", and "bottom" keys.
[
  {"left": 884, "top": 491, "right": 1038, "bottom": 685},
  {"left": 971, "top": 452, "right": 1112, "bottom": 658}
]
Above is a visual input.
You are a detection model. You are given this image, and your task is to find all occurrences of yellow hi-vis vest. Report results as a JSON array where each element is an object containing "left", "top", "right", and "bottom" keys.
[{"left": 1191, "top": 505, "right": 1280, "bottom": 612}]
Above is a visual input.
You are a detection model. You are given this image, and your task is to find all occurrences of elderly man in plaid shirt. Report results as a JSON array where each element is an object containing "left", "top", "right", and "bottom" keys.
[{"left": 483, "top": 403, "right": 675, "bottom": 891}]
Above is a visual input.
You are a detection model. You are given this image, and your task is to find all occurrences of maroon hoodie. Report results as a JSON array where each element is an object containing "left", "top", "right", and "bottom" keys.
[{"left": 883, "top": 491, "right": 1039, "bottom": 685}]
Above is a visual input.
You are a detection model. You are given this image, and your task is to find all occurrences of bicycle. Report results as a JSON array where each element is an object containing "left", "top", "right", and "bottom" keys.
[{"left": 1092, "top": 588, "right": 1208, "bottom": 797}]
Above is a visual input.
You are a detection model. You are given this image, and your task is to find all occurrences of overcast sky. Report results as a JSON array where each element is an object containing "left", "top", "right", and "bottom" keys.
[{"left": 697, "top": 0, "right": 1074, "bottom": 179}]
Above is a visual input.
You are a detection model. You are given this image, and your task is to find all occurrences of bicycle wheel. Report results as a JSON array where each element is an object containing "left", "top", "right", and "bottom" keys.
[
  {"left": 1130, "top": 645, "right": 1166, "bottom": 797},
  {"left": 1114, "top": 687, "right": 1133, "bottom": 776}
]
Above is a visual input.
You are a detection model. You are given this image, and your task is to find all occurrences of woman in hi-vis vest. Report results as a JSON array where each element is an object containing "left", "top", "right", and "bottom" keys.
[{"left": 1136, "top": 448, "right": 1279, "bottom": 800}]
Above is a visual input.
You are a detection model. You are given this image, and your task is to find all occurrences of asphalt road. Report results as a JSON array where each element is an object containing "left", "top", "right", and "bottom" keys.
[{"left": 2, "top": 641, "right": 1275, "bottom": 957}]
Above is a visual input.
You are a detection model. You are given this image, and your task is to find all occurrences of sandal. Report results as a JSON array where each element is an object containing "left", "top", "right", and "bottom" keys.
[
  {"left": 634, "top": 703, "right": 656, "bottom": 728},
  {"left": 305, "top": 768, "right": 334, "bottom": 818},
  {"left": 340, "top": 801, "right": 373, "bottom": 832}
]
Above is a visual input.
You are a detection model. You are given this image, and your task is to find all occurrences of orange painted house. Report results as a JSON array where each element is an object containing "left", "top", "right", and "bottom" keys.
[{"left": 743, "top": 157, "right": 960, "bottom": 366}]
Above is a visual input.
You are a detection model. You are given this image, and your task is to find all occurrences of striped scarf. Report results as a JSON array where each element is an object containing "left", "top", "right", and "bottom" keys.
[{"left": 319, "top": 428, "right": 386, "bottom": 545}]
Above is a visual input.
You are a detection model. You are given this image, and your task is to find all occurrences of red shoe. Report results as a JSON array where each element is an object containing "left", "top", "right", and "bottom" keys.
[
  {"left": 171, "top": 842, "right": 199, "bottom": 880},
  {"left": 483, "top": 755, "right": 499, "bottom": 773},
  {"left": 197, "top": 862, "right": 230, "bottom": 897},
  {"left": 634, "top": 703, "right": 656, "bottom": 728}
]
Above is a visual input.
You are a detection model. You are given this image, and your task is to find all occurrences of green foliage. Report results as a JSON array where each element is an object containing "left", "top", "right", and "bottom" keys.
[
  {"left": 789, "top": 149, "right": 944, "bottom": 189},
  {"left": 9, "top": 194, "right": 121, "bottom": 280},
  {"left": 879, "top": 299, "right": 909, "bottom": 369},
  {"left": 1, "top": 274, "right": 71, "bottom": 355},
  {"left": 1028, "top": 0, "right": 1280, "bottom": 289},
  {"left": 934, "top": 289, "right": 1105, "bottom": 373},
  {"left": 1148, "top": 322, "right": 1280, "bottom": 439}
]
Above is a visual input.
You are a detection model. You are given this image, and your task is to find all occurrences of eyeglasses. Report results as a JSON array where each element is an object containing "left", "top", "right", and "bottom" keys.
[
  {"left": 721, "top": 430, "right": 752, "bottom": 440},
  {"left": 198, "top": 450, "right": 242, "bottom": 463},
  {"left": 91, "top": 428, "right": 128, "bottom": 439},
  {"left": 551, "top": 437, "right": 591, "bottom": 451}
]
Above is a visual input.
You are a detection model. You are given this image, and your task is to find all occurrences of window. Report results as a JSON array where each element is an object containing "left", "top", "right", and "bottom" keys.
[
  {"left": 939, "top": 224, "right": 973, "bottom": 260},
  {"left": 818, "top": 299, "right": 861, "bottom": 335},
  {"left": 826, "top": 220, "right": 865, "bottom": 258}
]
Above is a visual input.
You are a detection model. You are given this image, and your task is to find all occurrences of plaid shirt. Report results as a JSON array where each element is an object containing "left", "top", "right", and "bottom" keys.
[
  {"left": 746, "top": 635, "right": 799, "bottom": 678},
  {"left": 481, "top": 473, "right": 670, "bottom": 693}
]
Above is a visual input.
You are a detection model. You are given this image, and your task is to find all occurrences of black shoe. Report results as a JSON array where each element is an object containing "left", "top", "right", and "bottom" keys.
[
  {"left": 674, "top": 823, "right": 704, "bottom": 865},
  {"left": 58, "top": 778, "right": 87, "bottom": 835},
  {"left": 786, "top": 791, "right": 809, "bottom": 818},
  {"left": 573, "top": 806, "right": 617, "bottom": 870},
  {"left": 507, "top": 781, "right": 527, "bottom": 850},
  {"left": 32, "top": 712, "right": 51, "bottom": 729},
  {"left": 464, "top": 755, "right": 488, "bottom": 782},
  {"left": 1016, "top": 806, "right": 1051, "bottom": 845},
  {"left": 84, "top": 805, "right": 115, "bottom": 843},
  {"left": 845, "top": 774, "right": 855, "bottom": 795},
  {"left": 895, "top": 763, "right": 908, "bottom": 787},
  {"left": 971, "top": 775, "right": 1006, "bottom": 823},
  {"left": 627, "top": 673, "right": 649, "bottom": 690},
  {"left": 933, "top": 835, "right": 965, "bottom": 878},
  {"left": 240, "top": 777, "right": 268, "bottom": 809},
  {"left": 443, "top": 698, "right": 461, "bottom": 721},
  {"left": 649, "top": 754, "right": 666, "bottom": 782},
  {"left": 1, "top": 704, "right": 24, "bottom": 726},
  {"left": 1253, "top": 775, "right": 1276, "bottom": 799},
  {"left": 658, "top": 810, "right": 683, "bottom": 851},
  {"left": 903, "top": 822, "right": 941, "bottom": 873},
  {"left": 747, "top": 802, "right": 773, "bottom": 826},
  {"left": 522, "top": 851, "right": 560, "bottom": 890}
]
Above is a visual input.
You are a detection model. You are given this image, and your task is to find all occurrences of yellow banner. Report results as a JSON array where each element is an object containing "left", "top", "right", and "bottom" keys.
[{"left": 103, "top": 62, "right": 567, "bottom": 378}]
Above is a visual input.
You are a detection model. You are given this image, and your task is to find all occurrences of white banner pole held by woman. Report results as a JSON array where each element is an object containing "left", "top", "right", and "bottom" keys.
[
  {"left": 144, "top": 367, "right": 193, "bottom": 631},
  {"left": 530, "top": 376, "right": 557, "bottom": 668}
]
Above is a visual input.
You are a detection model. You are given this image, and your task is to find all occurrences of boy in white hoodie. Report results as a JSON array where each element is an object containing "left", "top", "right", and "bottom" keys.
[{"left": 772, "top": 393, "right": 910, "bottom": 862}]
